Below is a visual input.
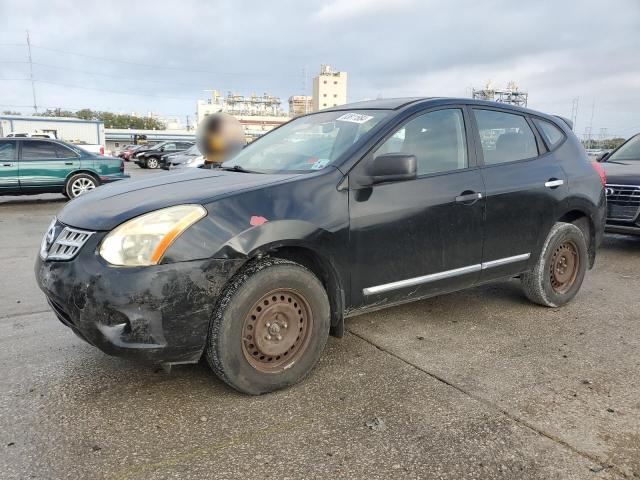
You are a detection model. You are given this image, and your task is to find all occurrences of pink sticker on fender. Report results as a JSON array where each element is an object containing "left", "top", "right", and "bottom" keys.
[{"left": 250, "top": 216, "right": 268, "bottom": 226}]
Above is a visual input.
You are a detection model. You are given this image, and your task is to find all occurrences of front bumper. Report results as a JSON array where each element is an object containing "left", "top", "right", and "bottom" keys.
[{"left": 35, "top": 231, "right": 244, "bottom": 364}]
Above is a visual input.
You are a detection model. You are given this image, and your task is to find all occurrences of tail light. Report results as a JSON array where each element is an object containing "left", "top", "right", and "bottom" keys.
[
  {"left": 590, "top": 161, "right": 606, "bottom": 186},
  {"left": 120, "top": 160, "right": 124, "bottom": 173},
  {"left": 99, "top": 146, "right": 105, "bottom": 155}
]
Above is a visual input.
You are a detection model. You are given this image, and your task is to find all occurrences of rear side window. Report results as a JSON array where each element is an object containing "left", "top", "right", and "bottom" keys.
[
  {"left": 53, "top": 144, "right": 78, "bottom": 158},
  {"left": 0, "top": 140, "right": 16, "bottom": 160},
  {"left": 473, "top": 109, "right": 538, "bottom": 165},
  {"left": 21, "top": 141, "right": 58, "bottom": 160},
  {"left": 533, "top": 118, "right": 564, "bottom": 149}
]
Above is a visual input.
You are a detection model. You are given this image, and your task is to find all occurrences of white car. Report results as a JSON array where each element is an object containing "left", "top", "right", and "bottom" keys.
[{"left": 168, "top": 154, "right": 205, "bottom": 170}]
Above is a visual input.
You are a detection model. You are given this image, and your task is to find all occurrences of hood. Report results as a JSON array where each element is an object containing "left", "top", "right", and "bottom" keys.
[
  {"left": 58, "top": 168, "right": 299, "bottom": 231},
  {"left": 601, "top": 161, "right": 640, "bottom": 185}
]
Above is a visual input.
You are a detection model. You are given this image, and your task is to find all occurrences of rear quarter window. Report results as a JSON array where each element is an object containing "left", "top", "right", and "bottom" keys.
[{"left": 533, "top": 118, "right": 565, "bottom": 150}]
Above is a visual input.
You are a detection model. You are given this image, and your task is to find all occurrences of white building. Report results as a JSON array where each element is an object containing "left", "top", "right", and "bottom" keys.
[
  {"left": 312, "top": 64, "right": 348, "bottom": 111},
  {"left": 196, "top": 90, "right": 290, "bottom": 141},
  {"left": 0, "top": 115, "right": 104, "bottom": 146}
]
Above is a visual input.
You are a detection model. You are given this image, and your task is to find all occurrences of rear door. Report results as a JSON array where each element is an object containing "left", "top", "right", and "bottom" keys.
[
  {"left": 349, "top": 106, "right": 485, "bottom": 307},
  {"left": 0, "top": 139, "right": 19, "bottom": 193},
  {"left": 471, "top": 107, "right": 568, "bottom": 280},
  {"left": 18, "top": 140, "right": 80, "bottom": 190}
]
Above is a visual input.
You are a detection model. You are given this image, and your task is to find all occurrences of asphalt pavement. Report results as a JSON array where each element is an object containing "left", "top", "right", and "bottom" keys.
[{"left": 0, "top": 163, "right": 638, "bottom": 479}]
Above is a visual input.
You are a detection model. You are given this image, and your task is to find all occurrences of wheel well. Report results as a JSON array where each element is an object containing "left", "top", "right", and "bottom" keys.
[
  {"left": 65, "top": 170, "right": 100, "bottom": 187},
  {"left": 558, "top": 210, "right": 595, "bottom": 268},
  {"left": 265, "top": 246, "right": 345, "bottom": 337}
]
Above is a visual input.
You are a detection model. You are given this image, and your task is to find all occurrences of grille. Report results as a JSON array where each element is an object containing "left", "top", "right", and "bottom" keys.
[
  {"left": 40, "top": 218, "right": 94, "bottom": 261},
  {"left": 606, "top": 184, "right": 640, "bottom": 221}
]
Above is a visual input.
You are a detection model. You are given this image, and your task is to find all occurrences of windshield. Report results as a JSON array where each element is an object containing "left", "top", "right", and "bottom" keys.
[
  {"left": 185, "top": 144, "right": 200, "bottom": 155},
  {"left": 222, "top": 110, "right": 390, "bottom": 173},
  {"left": 609, "top": 135, "right": 640, "bottom": 161}
]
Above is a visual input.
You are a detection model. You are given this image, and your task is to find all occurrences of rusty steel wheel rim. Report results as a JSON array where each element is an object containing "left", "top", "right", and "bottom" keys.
[
  {"left": 241, "top": 288, "right": 313, "bottom": 373},
  {"left": 549, "top": 240, "right": 580, "bottom": 294}
]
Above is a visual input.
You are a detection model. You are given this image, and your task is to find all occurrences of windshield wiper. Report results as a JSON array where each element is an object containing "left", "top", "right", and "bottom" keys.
[{"left": 221, "top": 165, "right": 263, "bottom": 174}]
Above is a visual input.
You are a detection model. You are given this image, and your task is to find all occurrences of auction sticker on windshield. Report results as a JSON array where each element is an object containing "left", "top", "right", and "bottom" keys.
[{"left": 336, "top": 113, "right": 374, "bottom": 124}]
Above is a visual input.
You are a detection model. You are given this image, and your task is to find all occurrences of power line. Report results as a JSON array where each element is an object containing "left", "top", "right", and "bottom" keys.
[{"left": 26, "top": 43, "right": 299, "bottom": 78}]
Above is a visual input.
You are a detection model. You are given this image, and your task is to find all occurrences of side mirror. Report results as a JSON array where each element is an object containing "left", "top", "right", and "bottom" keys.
[
  {"left": 159, "top": 146, "right": 165, "bottom": 151},
  {"left": 368, "top": 153, "right": 417, "bottom": 185},
  {"left": 596, "top": 152, "right": 609, "bottom": 162}
]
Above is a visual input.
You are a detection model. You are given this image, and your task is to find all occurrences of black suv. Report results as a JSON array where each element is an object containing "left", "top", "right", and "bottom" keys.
[
  {"left": 35, "top": 98, "right": 605, "bottom": 395},
  {"left": 598, "top": 133, "right": 640, "bottom": 235},
  {"left": 134, "top": 141, "right": 194, "bottom": 169}
]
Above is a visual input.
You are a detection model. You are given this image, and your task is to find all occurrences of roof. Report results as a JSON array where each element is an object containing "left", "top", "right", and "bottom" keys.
[
  {"left": 323, "top": 97, "right": 564, "bottom": 124},
  {"left": 0, "top": 114, "right": 103, "bottom": 125}
]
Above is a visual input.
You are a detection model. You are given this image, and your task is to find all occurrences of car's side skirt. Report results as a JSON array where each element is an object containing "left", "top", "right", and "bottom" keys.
[{"left": 362, "top": 253, "right": 530, "bottom": 296}]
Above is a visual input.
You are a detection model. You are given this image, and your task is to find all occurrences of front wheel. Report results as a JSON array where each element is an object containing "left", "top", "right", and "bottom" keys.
[
  {"left": 206, "top": 258, "right": 330, "bottom": 395},
  {"left": 521, "top": 222, "right": 588, "bottom": 307},
  {"left": 65, "top": 173, "right": 98, "bottom": 199},
  {"left": 146, "top": 157, "right": 159, "bottom": 169}
]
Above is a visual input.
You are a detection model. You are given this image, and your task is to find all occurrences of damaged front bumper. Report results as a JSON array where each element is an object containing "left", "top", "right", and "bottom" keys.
[{"left": 35, "top": 232, "right": 244, "bottom": 364}]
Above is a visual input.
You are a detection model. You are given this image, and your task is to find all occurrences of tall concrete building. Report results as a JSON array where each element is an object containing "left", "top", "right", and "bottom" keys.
[{"left": 312, "top": 64, "right": 347, "bottom": 111}]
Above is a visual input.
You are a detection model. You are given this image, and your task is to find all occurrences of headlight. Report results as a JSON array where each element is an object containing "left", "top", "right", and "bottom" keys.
[{"left": 99, "top": 205, "right": 206, "bottom": 266}]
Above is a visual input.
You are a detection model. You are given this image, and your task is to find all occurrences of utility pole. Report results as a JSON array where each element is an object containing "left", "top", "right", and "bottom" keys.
[
  {"left": 26, "top": 30, "right": 38, "bottom": 114},
  {"left": 570, "top": 97, "right": 579, "bottom": 132}
]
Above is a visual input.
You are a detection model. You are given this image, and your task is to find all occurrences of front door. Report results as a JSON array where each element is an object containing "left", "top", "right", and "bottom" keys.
[
  {"left": 18, "top": 140, "right": 80, "bottom": 191},
  {"left": 0, "top": 139, "right": 19, "bottom": 193},
  {"left": 471, "top": 108, "right": 568, "bottom": 280},
  {"left": 349, "top": 107, "right": 485, "bottom": 308}
]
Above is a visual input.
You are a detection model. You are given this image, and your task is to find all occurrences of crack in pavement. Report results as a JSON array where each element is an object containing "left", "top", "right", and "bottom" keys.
[{"left": 346, "top": 328, "right": 628, "bottom": 480}]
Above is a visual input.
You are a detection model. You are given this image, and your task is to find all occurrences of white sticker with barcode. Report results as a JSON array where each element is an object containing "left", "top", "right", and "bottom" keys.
[{"left": 336, "top": 113, "right": 374, "bottom": 124}]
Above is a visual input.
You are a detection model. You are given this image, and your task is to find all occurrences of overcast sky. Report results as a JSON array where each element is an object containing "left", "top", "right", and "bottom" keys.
[{"left": 1, "top": 0, "right": 639, "bottom": 137}]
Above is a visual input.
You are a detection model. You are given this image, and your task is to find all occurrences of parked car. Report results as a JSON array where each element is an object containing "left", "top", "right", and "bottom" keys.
[
  {"left": 168, "top": 154, "right": 205, "bottom": 170},
  {"left": 36, "top": 98, "right": 605, "bottom": 395},
  {"left": 0, "top": 137, "right": 128, "bottom": 199},
  {"left": 598, "top": 133, "right": 640, "bottom": 235},
  {"left": 161, "top": 144, "right": 201, "bottom": 170},
  {"left": 135, "top": 141, "right": 195, "bottom": 169},
  {"left": 120, "top": 143, "right": 159, "bottom": 162}
]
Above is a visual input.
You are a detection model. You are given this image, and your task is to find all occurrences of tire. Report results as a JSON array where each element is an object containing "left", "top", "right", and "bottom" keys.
[
  {"left": 65, "top": 173, "right": 99, "bottom": 199},
  {"left": 521, "top": 222, "right": 588, "bottom": 307},
  {"left": 146, "top": 157, "right": 159, "bottom": 169},
  {"left": 206, "top": 258, "right": 330, "bottom": 395}
]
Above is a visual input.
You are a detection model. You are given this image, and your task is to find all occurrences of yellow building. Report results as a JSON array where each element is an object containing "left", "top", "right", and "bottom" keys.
[{"left": 312, "top": 64, "right": 347, "bottom": 112}]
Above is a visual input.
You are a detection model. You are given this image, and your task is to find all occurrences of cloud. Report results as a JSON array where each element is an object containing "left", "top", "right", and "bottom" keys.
[
  {"left": 0, "top": 0, "right": 639, "bottom": 136},
  {"left": 313, "top": 0, "right": 418, "bottom": 22}
]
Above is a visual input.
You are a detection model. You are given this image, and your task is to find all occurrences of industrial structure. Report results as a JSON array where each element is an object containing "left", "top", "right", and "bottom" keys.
[
  {"left": 312, "top": 64, "right": 348, "bottom": 111},
  {"left": 472, "top": 81, "right": 528, "bottom": 107},
  {"left": 196, "top": 90, "right": 289, "bottom": 140},
  {"left": 288, "top": 95, "right": 313, "bottom": 117}
]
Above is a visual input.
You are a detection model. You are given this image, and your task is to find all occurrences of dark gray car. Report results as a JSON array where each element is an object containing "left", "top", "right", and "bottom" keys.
[{"left": 160, "top": 144, "right": 201, "bottom": 170}]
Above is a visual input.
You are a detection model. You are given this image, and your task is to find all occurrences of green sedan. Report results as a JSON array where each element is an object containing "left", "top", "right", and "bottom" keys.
[{"left": 0, "top": 137, "right": 129, "bottom": 199}]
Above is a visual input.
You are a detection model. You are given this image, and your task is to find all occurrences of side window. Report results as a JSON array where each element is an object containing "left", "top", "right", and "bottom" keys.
[
  {"left": 533, "top": 118, "right": 565, "bottom": 149},
  {"left": 163, "top": 143, "right": 176, "bottom": 150},
  {"left": 21, "top": 141, "right": 58, "bottom": 160},
  {"left": 53, "top": 144, "right": 78, "bottom": 159},
  {"left": 473, "top": 109, "right": 538, "bottom": 165},
  {"left": 0, "top": 141, "right": 16, "bottom": 160},
  {"left": 374, "top": 108, "right": 468, "bottom": 175}
]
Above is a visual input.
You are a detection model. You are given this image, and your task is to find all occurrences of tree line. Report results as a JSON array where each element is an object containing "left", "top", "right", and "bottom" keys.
[{"left": 1, "top": 109, "right": 165, "bottom": 130}]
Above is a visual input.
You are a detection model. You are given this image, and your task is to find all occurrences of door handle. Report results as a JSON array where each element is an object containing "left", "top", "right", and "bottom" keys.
[
  {"left": 64, "top": 162, "right": 74, "bottom": 165},
  {"left": 2, "top": 162, "right": 13, "bottom": 167},
  {"left": 544, "top": 179, "right": 564, "bottom": 188},
  {"left": 455, "top": 191, "right": 483, "bottom": 204}
]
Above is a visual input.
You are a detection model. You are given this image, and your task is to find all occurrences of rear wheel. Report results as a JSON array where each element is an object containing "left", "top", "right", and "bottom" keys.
[
  {"left": 65, "top": 173, "right": 98, "bottom": 199},
  {"left": 206, "top": 258, "right": 330, "bottom": 395},
  {"left": 521, "top": 222, "right": 588, "bottom": 307},
  {"left": 146, "top": 157, "right": 159, "bottom": 169}
]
